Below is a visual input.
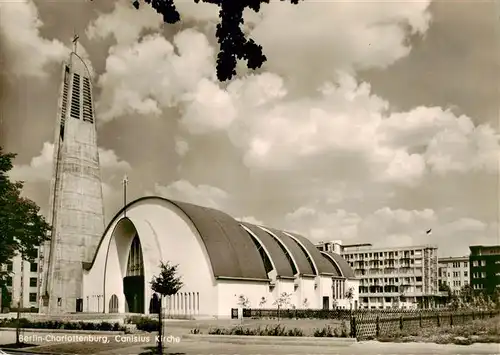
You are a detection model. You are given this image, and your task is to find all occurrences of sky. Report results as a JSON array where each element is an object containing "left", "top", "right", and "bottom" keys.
[{"left": 0, "top": 0, "right": 499, "bottom": 257}]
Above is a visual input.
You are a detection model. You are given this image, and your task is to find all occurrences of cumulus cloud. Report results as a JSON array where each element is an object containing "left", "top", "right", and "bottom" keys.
[
  {"left": 284, "top": 205, "right": 494, "bottom": 256},
  {"left": 248, "top": 1, "right": 432, "bottom": 81},
  {"left": 174, "top": 137, "right": 189, "bottom": 156},
  {"left": 78, "top": 0, "right": 499, "bottom": 256},
  {"left": 86, "top": 0, "right": 162, "bottom": 45},
  {"left": 154, "top": 180, "right": 230, "bottom": 210},
  {"left": 96, "top": 30, "right": 215, "bottom": 121},
  {"left": 0, "top": 0, "right": 68, "bottom": 77},
  {"left": 9, "top": 142, "right": 131, "bottom": 185}
]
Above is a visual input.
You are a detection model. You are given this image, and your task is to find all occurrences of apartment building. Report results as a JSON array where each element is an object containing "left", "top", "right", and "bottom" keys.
[
  {"left": 438, "top": 256, "right": 469, "bottom": 294},
  {"left": 469, "top": 245, "right": 500, "bottom": 294},
  {"left": 319, "top": 241, "right": 439, "bottom": 309},
  {"left": 1, "top": 252, "right": 39, "bottom": 310}
]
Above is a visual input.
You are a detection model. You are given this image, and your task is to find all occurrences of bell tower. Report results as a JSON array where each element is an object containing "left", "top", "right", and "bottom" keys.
[{"left": 38, "top": 35, "right": 105, "bottom": 314}]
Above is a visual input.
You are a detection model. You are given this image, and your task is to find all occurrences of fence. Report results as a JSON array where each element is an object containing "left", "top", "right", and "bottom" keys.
[
  {"left": 246, "top": 307, "right": 499, "bottom": 339},
  {"left": 352, "top": 308, "right": 499, "bottom": 339}
]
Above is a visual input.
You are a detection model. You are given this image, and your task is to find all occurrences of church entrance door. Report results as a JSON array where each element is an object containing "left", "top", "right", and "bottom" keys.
[{"left": 123, "top": 234, "right": 145, "bottom": 314}]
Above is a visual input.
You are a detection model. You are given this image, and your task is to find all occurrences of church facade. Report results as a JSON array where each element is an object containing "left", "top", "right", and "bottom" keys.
[{"left": 82, "top": 197, "right": 359, "bottom": 318}]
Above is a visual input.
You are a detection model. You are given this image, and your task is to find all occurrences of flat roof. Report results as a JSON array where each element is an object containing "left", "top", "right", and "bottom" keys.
[{"left": 342, "top": 244, "right": 438, "bottom": 253}]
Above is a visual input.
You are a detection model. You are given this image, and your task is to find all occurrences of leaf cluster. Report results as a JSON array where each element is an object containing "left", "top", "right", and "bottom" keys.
[
  {"left": 150, "top": 261, "right": 183, "bottom": 296},
  {"left": 133, "top": 0, "right": 303, "bottom": 81}
]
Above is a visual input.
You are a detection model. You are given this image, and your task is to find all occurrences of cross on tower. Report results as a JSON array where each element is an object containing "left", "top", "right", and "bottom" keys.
[{"left": 72, "top": 33, "right": 79, "bottom": 54}]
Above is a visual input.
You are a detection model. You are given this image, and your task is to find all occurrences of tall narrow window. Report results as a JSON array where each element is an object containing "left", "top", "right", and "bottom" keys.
[
  {"left": 60, "top": 66, "right": 70, "bottom": 138},
  {"left": 126, "top": 235, "right": 144, "bottom": 277}
]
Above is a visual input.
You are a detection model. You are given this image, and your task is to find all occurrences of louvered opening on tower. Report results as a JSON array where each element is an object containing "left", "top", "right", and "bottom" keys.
[
  {"left": 70, "top": 73, "right": 81, "bottom": 119},
  {"left": 60, "top": 66, "right": 70, "bottom": 139},
  {"left": 82, "top": 77, "right": 93, "bottom": 124}
]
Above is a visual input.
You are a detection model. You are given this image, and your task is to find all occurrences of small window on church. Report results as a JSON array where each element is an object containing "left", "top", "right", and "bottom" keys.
[{"left": 57, "top": 298, "right": 62, "bottom": 306}]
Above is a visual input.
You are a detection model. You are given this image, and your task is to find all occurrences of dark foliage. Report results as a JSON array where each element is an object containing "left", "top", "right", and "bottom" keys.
[
  {"left": 0, "top": 148, "right": 51, "bottom": 283},
  {"left": 0, "top": 318, "right": 125, "bottom": 331},
  {"left": 132, "top": 0, "right": 303, "bottom": 81},
  {"left": 150, "top": 261, "right": 183, "bottom": 296}
]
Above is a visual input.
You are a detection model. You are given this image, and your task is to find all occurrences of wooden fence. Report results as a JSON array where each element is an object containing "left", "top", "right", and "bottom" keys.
[{"left": 245, "top": 307, "right": 499, "bottom": 339}]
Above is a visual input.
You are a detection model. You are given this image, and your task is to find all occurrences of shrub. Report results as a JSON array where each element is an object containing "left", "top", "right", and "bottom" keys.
[
  {"left": 0, "top": 318, "right": 125, "bottom": 332},
  {"left": 190, "top": 328, "right": 201, "bottom": 334},
  {"left": 314, "top": 325, "right": 335, "bottom": 337},
  {"left": 207, "top": 324, "right": 304, "bottom": 337},
  {"left": 134, "top": 318, "right": 159, "bottom": 332}
]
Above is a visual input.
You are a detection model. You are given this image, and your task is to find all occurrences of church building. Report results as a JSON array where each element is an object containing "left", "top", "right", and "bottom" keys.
[
  {"left": 82, "top": 197, "right": 359, "bottom": 317},
  {"left": 38, "top": 38, "right": 358, "bottom": 318}
]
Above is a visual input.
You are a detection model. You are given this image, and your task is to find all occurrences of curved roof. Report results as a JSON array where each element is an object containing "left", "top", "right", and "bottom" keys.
[
  {"left": 170, "top": 200, "right": 269, "bottom": 280},
  {"left": 84, "top": 196, "right": 268, "bottom": 281},
  {"left": 261, "top": 227, "right": 315, "bottom": 276},
  {"left": 320, "top": 252, "right": 342, "bottom": 277},
  {"left": 84, "top": 196, "right": 354, "bottom": 282},
  {"left": 322, "top": 251, "right": 355, "bottom": 278},
  {"left": 285, "top": 231, "right": 338, "bottom": 276},
  {"left": 241, "top": 222, "right": 295, "bottom": 278}
]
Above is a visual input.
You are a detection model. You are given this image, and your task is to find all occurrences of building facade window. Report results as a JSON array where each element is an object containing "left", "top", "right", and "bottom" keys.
[
  {"left": 30, "top": 263, "right": 38, "bottom": 272},
  {"left": 29, "top": 278, "right": 37, "bottom": 287},
  {"left": 29, "top": 293, "right": 37, "bottom": 303}
]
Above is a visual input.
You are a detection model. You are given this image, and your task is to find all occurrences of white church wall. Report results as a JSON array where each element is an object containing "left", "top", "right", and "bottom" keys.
[
  {"left": 217, "top": 280, "right": 270, "bottom": 318},
  {"left": 84, "top": 199, "right": 218, "bottom": 316},
  {"left": 123, "top": 200, "right": 217, "bottom": 317},
  {"left": 319, "top": 276, "right": 333, "bottom": 308},
  {"left": 297, "top": 277, "right": 317, "bottom": 309}
]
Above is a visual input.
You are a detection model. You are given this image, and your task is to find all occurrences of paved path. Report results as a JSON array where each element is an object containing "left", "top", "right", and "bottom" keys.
[
  {"left": 2, "top": 330, "right": 499, "bottom": 355},
  {"left": 106, "top": 340, "right": 500, "bottom": 355}
]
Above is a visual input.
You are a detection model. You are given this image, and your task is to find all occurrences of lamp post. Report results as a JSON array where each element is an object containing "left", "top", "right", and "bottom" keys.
[{"left": 97, "top": 295, "right": 102, "bottom": 313}]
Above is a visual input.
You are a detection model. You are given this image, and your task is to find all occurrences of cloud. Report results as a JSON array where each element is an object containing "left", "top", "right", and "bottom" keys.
[
  {"left": 9, "top": 142, "right": 131, "bottom": 189},
  {"left": 249, "top": 1, "right": 432, "bottom": 81},
  {"left": 86, "top": 0, "right": 163, "bottom": 45},
  {"left": 174, "top": 137, "right": 189, "bottom": 156},
  {"left": 96, "top": 30, "right": 215, "bottom": 121},
  {"left": 0, "top": 0, "right": 68, "bottom": 77},
  {"left": 154, "top": 180, "right": 230, "bottom": 210},
  {"left": 284, "top": 205, "right": 494, "bottom": 256}
]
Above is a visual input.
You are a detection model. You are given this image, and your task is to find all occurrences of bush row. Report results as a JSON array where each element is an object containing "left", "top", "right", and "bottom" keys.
[
  {"left": 0, "top": 318, "right": 125, "bottom": 331},
  {"left": 204, "top": 322, "right": 350, "bottom": 338},
  {"left": 125, "top": 316, "right": 159, "bottom": 332}
]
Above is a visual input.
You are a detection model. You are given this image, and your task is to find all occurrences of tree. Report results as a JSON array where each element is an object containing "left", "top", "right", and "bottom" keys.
[
  {"left": 259, "top": 296, "right": 267, "bottom": 308},
  {"left": 345, "top": 287, "right": 354, "bottom": 310},
  {"left": 237, "top": 294, "right": 250, "bottom": 308},
  {"left": 150, "top": 261, "right": 183, "bottom": 355},
  {"left": 0, "top": 147, "right": 51, "bottom": 282},
  {"left": 131, "top": 0, "right": 303, "bottom": 81},
  {"left": 272, "top": 292, "right": 291, "bottom": 322}
]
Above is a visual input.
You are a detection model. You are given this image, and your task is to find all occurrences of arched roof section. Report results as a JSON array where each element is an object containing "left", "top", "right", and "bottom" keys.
[
  {"left": 322, "top": 251, "right": 355, "bottom": 278},
  {"left": 84, "top": 196, "right": 268, "bottom": 281},
  {"left": 241, "top": 223, "right": 295, "bottom": 279},
  {"left": 261, "top": 227, "right": 315, "bottom": 276},
  {"left": 284, "top": 231, "right": 339, "bottom": 276},
  {"left": 320, "top": 252, "right": 342, "bottom": 277}
]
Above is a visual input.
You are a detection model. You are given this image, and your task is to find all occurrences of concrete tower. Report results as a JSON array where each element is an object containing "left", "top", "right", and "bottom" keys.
[{"left": 38, "top": 38, "right": 105, "bottom": 314}]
